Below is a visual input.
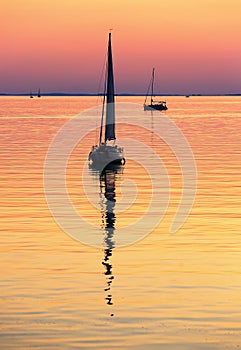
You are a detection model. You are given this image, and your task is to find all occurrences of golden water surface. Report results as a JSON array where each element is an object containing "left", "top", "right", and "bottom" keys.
[{"left": 0, "top": 96, "right": 241, "bottom": 349}]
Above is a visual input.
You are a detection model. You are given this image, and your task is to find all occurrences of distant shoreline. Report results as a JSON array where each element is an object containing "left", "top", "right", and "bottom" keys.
[{"left": 0, "top": 93, "right": 241, "bottom": 97}]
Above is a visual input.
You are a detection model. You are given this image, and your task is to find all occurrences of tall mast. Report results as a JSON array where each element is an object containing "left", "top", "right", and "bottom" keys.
[{"left": 105, "top": 32, "right": 116, "bottom": 142}]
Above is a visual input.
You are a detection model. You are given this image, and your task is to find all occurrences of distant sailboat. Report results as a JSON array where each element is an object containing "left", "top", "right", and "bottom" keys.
[
  {"left": 144, "top": 68, "right": 168, "bottom": 111},
  {"left": 37, "top": 88, "right": 41, "bottom": 98},
  {"left": 88, "top": 33, "right": 125, "bottom": 168},
  {"left": 30, "top": 90, "right": 34, "bottom": 98}
]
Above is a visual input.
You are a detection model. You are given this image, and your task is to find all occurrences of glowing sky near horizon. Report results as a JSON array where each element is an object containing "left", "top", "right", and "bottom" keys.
[{"left": 1, "top": 0, "right": 241, "bottom": 94}]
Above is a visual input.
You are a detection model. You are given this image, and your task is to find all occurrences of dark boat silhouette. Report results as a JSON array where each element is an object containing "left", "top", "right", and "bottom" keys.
[
  {"left": 144, "top": 68, "right": 168, "bottom": 111},
  {"left": 89, "top": 33, "right": 125, "bottom": 169}
]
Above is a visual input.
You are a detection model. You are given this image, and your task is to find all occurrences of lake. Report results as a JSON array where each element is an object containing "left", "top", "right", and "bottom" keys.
[{"left": 0, "top": 96, "right": 241, "bottom": 349}]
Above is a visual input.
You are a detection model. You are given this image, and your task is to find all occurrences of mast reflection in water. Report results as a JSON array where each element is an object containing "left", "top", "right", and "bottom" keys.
[{"left": 98, "top": 164, "right": 123, "bottom": 312}]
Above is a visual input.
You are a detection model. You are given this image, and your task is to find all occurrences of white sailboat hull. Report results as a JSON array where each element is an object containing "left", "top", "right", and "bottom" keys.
[
  {"left": 89, "top": 144, "right": 125, "bottom": 167},
  {"left": 144, "top": 102, "right": 168, "bottom": 111}
]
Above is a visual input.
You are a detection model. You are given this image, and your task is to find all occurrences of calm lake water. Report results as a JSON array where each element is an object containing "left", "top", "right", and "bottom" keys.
[{"left": 0, "top": 96, "right": 241, "bottom": 349}]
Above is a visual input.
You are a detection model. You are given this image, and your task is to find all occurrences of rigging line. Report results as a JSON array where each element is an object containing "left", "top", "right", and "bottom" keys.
[
  {"left": 97, "top": 52, "right": 107, "bottom": 101},
  {"left": 144, "top": 72, "right": 153, "bottom": 104},
  {"left": 96, "top": 54, "right": 108, "bottom": 144},
  {"left": 95, "top": 118, "right": 97, "bottom": 144},
  {"left": 99, "top": 59, "right": 108, "bottom": 145}
]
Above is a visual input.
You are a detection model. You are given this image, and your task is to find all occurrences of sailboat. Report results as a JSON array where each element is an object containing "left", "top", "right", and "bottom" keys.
[
  {"left": 144, "top": 68, "right": 168, "bottom": 111},
  {"left": 88, "top": 33, "right": 125, "bottom": 168},
  {"left": 29, "top": 90, "right": 34, "bottom": 98},
  {"left": 37, "top": 88, "right": 41, "bottom": 98}
]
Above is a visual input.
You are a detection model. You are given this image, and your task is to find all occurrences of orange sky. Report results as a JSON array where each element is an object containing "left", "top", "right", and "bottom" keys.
[{"left": 1, "top": 0, "right": 241, "bottom": 94}]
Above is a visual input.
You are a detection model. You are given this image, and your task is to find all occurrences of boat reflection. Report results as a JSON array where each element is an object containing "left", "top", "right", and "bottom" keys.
[{"left": 98, "top": 164, "right": 123, "bottom": 312}]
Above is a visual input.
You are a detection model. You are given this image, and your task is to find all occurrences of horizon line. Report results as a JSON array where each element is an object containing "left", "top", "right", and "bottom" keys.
[{"left": 1, "top": 92, "right": 241, "bottom": 97}]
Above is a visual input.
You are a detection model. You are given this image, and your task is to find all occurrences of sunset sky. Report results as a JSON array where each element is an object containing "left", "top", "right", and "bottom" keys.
[{"left": 1, "top": 0, "right": 241, "bottom": 94}]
